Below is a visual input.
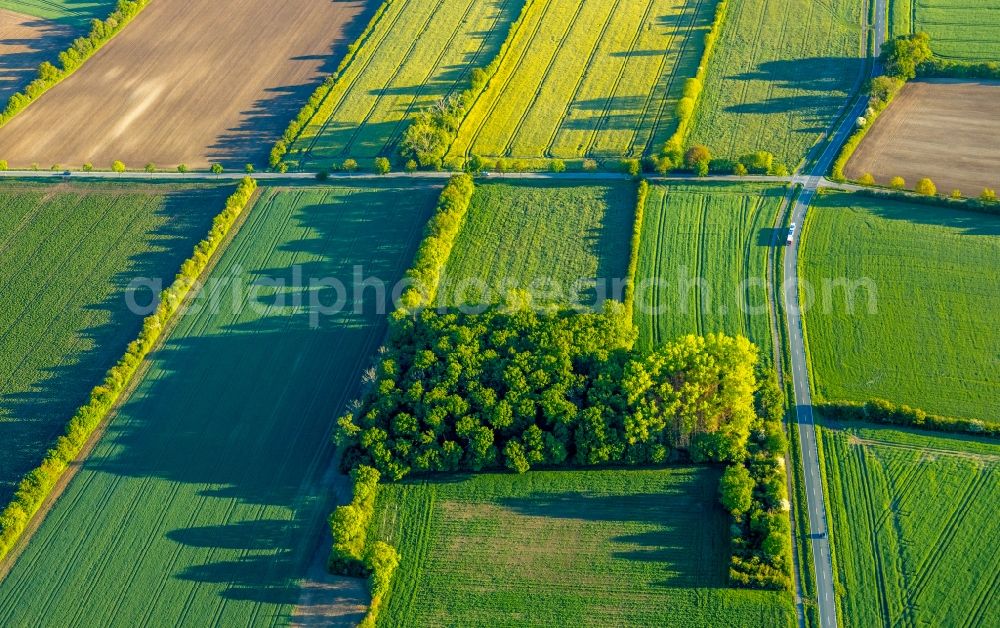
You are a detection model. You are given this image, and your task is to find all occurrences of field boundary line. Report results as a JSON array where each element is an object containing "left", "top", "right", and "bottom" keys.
[
  {"left": 0, "top": 184, "right": 262, "bottom": 582},
  {"left": 855, "top": 445, "right": 893, "bottom": 628}
]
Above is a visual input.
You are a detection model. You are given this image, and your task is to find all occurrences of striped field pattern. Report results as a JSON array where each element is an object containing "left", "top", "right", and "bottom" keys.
[
  {"left": 448, "top": 0, "right": 717, "bottom": 161},
  {"left": 819, "top": 423, "right": 1000, "bottom": 627},
  {"left": 0, "top": 184, "right": 439, "bottom": 626},
  {"left": 890, "top": 0, "right": 1000, "bottom": 61}
]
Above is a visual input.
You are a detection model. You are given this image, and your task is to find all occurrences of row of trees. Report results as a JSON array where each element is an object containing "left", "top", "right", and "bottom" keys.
[
  {"left": 857, "top": 173, "right": 998, "bottom": 202},
  {"left": 680, "top": 145, "right": 789, "bottom": 177},
  {"left": 720, "top": 370, "right": 792, "bottom": 589},
  {"left": 337, "top": 302, "right": 761, "bottom": 480},
  {"left": 818, "top": 399, "right": 997, "bottom": 437}
]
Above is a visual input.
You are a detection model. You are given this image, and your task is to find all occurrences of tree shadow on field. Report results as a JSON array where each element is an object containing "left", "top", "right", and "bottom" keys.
[
  {"left": 204, "top": 1, "right": 378, "bottom": 169},
  {"left": 814, "top": 190, "right": 1000, "bottom": 237},
  {"left": 498, "top": 479, "right": 728, "bottom": 588},
  {"left": 81, "top": 183, "right": 436, "bottom": 606},
  {"left": 0, "top": 18, "right": 76, "bottom": 101},
  {"left": 0, "top": 183, "right": 226, "bottom": 506},
  {"left": 723, "top": 57, "right": 866, "bottom": 133}
]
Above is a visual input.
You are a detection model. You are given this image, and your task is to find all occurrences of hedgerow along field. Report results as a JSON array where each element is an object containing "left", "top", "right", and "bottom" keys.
[
  {"left": 800, "top": 191, "right": 1000, "bottom": 420},
  {"left": 367, "top": 467, "right": 795, "bottom": 626},
  {"left": 0, "top": 0, "right": 115, "bottom": 25},
  {"left": 439, "top": 180, "right": 636, "bottom": 307},
  {"left": 448, "top": 0, "right": 717, "bottom": 162},
  {"left": 818, "top": 422, "right": 1000, "bottom": 627},
  {"left": 0, "top": 181, "right": 226, "bottom": 507},
  {"left": 890, "top": 0, "right": 1000, "bottom": 61},
  {"left": 287, "top": 0, "right": 522, "bottom": 169},
  {"left": 633, "top": 182, "right": 786, "bottom": 355},
  {"left": 686, "top": 0, "right": 864, "bottom": 168},
  {"left": 0, "top": 183, "right": 441, "bottom": 626}
]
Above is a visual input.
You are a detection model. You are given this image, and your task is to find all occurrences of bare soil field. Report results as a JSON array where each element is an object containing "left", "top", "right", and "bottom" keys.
[
  {"left": 846, "top": 80, "right": 1000, "bottom": 195},
  {"left": 0, "top": 9, "right": 73, "bottom": 102},
  {"left": 0, "top": 0, "right": 373, "bottom": 169}
]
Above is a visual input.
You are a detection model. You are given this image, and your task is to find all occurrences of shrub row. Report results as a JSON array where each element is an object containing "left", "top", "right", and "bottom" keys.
[
  {"left": 327, "top": 467, "right": 401, "bottom": 627},
  {"left": 396, "top": 174, "right": 475, "bottom": 313},
  {"left": 623, "top": 180, "right": 649, "bottom": 313},
  {"left": 269, "top": 0, "right": 397, "bottom": 170},
  {"left": 720, "top": 370, "right": 793, "bottom": 590},
  {"left": 328, "top": 466, "right": 380, "bottom": 575},
  {"left": 0, "top": 0, "right": 151, "bottom": 127},
  {"left": 400, "top": 0, "right": 538, "bottom": 169},
  {"left": 0, "top": 177, "right": 257, "bottom": 563},
  {"left": 659, "top": 0, "right": 730, "bottom": 164},
  {"left": 817, "top": 399, "right": 1000, "bottom": 438},
  {"left": 830, "top": 75, "right": 905, "bottom": 181},
  {"left": 848, "top": 186, "right": 1000, "bottom": 217},
  {"left": 918, "top": 58, "right": 1000, "bottom": 80}
]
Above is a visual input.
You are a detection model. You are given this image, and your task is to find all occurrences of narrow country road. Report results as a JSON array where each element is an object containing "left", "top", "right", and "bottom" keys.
[{"left": 784, "top": 3, "right": 887, "bottom": 627}]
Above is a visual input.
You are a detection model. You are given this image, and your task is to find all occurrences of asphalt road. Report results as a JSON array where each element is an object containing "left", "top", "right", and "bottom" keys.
[{"left": 784, "top": 3, "right": 887, "bottom": 627}]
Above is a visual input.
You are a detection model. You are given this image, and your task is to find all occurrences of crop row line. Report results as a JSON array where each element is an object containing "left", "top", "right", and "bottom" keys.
[
  {"left": 499, "top": 0, "right": 590, "bottom": 157},
  {"left": 856, "top": 444, "right": 894, "bottom": 628}
]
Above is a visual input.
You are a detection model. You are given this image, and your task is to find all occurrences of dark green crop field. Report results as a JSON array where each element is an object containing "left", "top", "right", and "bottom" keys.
[
  {"left": 0, "top": 183, "right": 439, "bottom": 626},
  {"left": 800, "top": 191, "right": 1000, "bottom": 420},
  {"left": 0, "top": 0, "right": 116, "bottom": 26},
  {"left": 440, "top": 180, "right": 636, "bottom": 307},
  {"left": 368, "top": 467, "right": 795, "bottom": 626},
  {"left": 0, "top": 181, "right": 226, "bottom": 506},
  {"left": 633, "top": 182, "right": 786, "bottom": 354},
  {"left": 819, "top": 422, "right": 1000, "bottom": 627}
]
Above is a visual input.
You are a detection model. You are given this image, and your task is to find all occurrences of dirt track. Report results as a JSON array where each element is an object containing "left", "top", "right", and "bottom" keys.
[
  {"left": 0, "top": 9, "right": 74, "bottom": 102},
  {"left": 0, "top": 0, "right": 373, "bottom": 169},
  {"left": 846, "top": 80, "right": 1000, "bottom": 195}
]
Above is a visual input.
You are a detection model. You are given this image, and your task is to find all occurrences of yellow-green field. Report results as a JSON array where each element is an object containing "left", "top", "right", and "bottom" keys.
[
  {"left": 287, "top": 0, "right": 523, "bottom": 168},
  {"left": 449, "top": 0, "right": 717, "bottom": 161}
]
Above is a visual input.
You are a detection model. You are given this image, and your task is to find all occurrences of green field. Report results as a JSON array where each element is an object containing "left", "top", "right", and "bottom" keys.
[
  {"left": 0, "top": 0, "right": 116, "bottom": 25},
  {"left": 890, "top": 0, "right": 1000, "bottom": 61},
  {"left": 687, "top": 0, "right": 864, "bottom": 168},
  {"left": 368, "top": 467, "right": 794, "bottom": 626},
  {"left": 448, "top": 0, "right": 716, "bottom": 161},
  {"left": 633, "top": 182, "right": 786, "bottom": 355},
  {"left": 800, "top": 191, "right": 1000, "bottom": 420},
  {"left": 0, "top": 181, "right": 225, "bottom": 506},
  {"left": 0, "top": 183, "right": 440, "bottom": 626},
  {"left": 288, "top": 0, "right": 522, "bottom": 168},
  {"left": 440, "top": 180, "right": 635, "bottom": 307},
  {"left": 818, "top": 422, "right": 1000, "bottom": 627}
]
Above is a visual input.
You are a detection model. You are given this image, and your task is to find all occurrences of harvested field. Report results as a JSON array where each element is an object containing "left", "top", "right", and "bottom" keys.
[
  {"left": 0, "top": 9, "right": 73, "bottom": 102},
  {"left": 369, "top": 467, "right": 795, "bottom": 626},
  {"left": 0, "top": 0, "right": 374, "bottom": 169},
  {"left": 845, "top": 80, "right": 1000, "bottom": 196},
  {"left": 0, "top": 1, "right": 115, "bottom": 26},
  {"left": 0, "top": 183, "right": 440, "bottom": 625}
]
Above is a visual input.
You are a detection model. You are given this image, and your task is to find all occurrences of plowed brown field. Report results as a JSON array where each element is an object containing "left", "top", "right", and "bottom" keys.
[
  {"left": 0, "top": 0, "right": 373, "bottom": 169},
  {"left": 0, "top": 9, "right": 73, "bottom": 102},
  {"left": 846, "top": 79, "right": 1000, "bottom": 195}
]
